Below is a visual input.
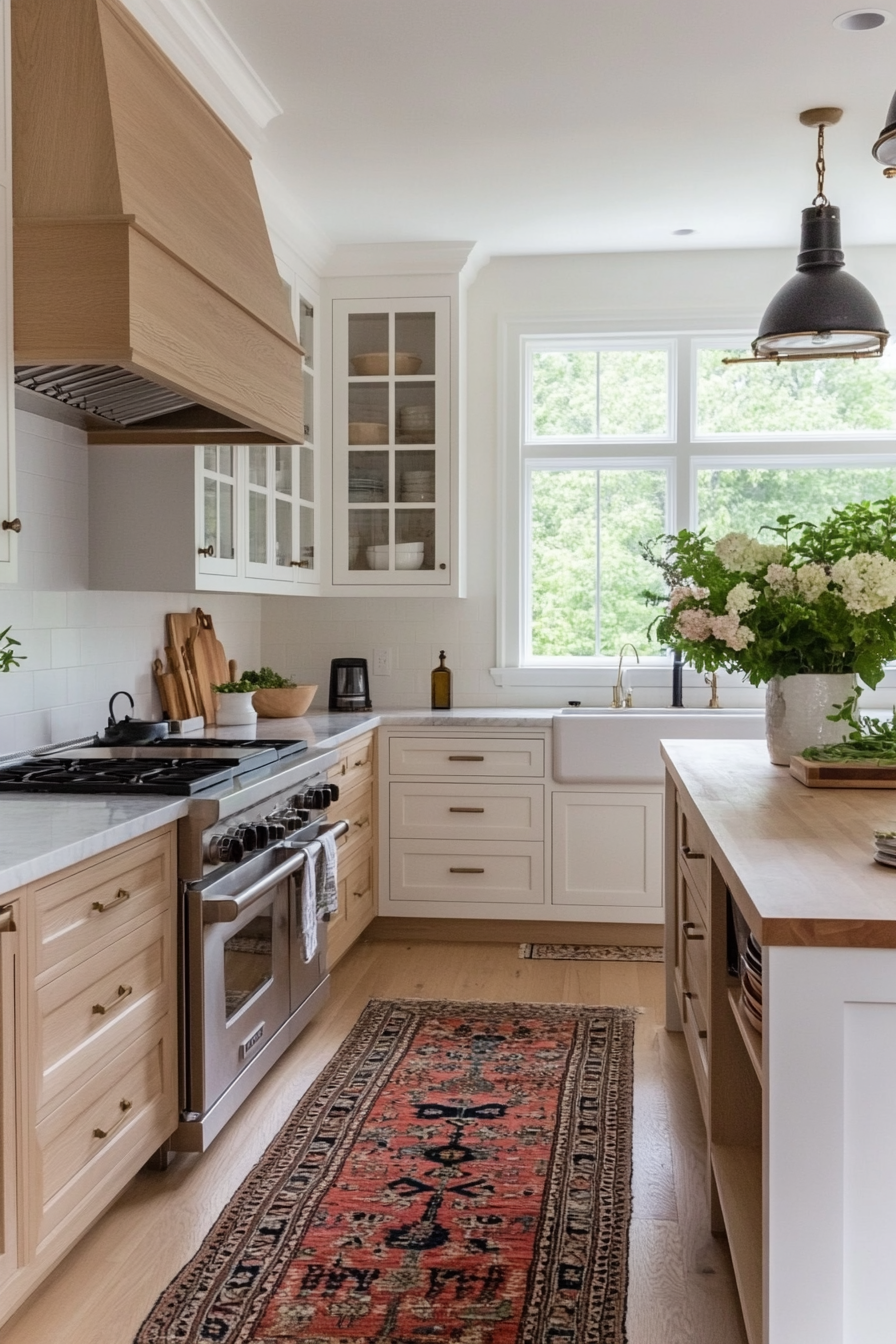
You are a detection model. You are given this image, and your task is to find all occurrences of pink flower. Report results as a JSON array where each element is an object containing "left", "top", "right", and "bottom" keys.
[
  {"left": 709, "top": 613, "right": 755, "bottom": 651},
  {"left": 676, "top": 607, "right": 713, "bottom": 641},
  {"left": 669, "top": 584, "right": 710, "bottom": 611}
]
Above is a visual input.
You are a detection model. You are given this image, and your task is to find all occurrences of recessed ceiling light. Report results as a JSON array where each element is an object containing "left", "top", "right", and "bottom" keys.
[
  {"left": 833, "top": 9, "right": 892, "bottom": 30},
  {"left": 672, "top": 228, "right": 695, "bottom": 235}
]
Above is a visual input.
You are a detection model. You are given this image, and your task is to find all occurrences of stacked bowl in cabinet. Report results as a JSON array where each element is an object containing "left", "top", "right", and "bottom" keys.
[{"left": 741, "top": 933, "right": 763, "bottom": 1031}]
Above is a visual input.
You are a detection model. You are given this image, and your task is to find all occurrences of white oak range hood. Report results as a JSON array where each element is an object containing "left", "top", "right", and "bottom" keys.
[{"left": 11, "top": 0, "right": 303, "bottom": 445}]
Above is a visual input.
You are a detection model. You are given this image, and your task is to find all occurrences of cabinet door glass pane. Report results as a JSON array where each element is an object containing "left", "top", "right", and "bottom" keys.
[
  {"left": 249, "top": 490, "right": 267, "bottom": 564},
  {"left": 303, "top": 369, "right": 314, "bottom": 441},
  {"left": 300, "top": 446, "right": 314, "bottom": 502},
  {"left": 275, "top": 448, "right": 292, "bottom": 495},
  {"left": 275, "top": 497, "right": 292, "bottom": 567},
  {"left": 396, "top": 449, "right": 435, "bottom": 503},
  {"left": 350, "top": 509, "right": 389, "bottom": 570},
  {"left": 203, "top": 452, "right": 235, "bottom": 560},
  {"left": 299, "top": 505, "right": 314, "bottom": 570},
  {"left": 219, "top": 445, "right": 233, "bottom": 477},
  {"left": 349, "top": 450, "right": 389, "bottom": 503},
  {"left": 219, "top": 482, "right": 234, "bottom": 559},
  {"left": 396, "top": 382, "right": 435, "bottom": 443},
  {"left": 395, "top": 311, "right": 436, "bottom": 375},
  {"left": 396, "top": 508, "right": 435, "bottom": 570},
  {"left": 348, "top": 383, "right": 388, "bottom": 445},
  {"left": 249, "top": 446, "right": 267, "bottom": 487},
  {"left": 300, "top": 299, "right": 314, "bottom": 370},
  {"left": 348, "top": 313, "right": 389, "bottom": 376}
]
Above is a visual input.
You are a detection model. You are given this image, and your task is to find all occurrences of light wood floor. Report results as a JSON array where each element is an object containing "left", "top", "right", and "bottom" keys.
[{"left": 0, "top": 939, "right": 748, "bottom": 1344}]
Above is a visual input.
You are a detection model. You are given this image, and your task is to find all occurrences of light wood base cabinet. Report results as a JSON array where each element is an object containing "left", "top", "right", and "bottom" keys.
[
  {"left": 0, "top": 825, "right": 177, "bottom": 1328},
  {"left": 327, "top": 732, "right": 376, "bottom": 966}
]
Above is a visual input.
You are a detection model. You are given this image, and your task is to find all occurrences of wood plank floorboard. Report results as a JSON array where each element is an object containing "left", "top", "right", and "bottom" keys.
[{"left": 0, "top": 938, "right": 747, "bottom": 1344}]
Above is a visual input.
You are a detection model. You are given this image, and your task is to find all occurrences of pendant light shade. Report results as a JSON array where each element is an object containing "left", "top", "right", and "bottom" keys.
[
  {"left": 872, "top": 88, "right": 896, "bottom": 171},
  {"left": 726, "top": 108, "right": 888, "bottom": 365}
]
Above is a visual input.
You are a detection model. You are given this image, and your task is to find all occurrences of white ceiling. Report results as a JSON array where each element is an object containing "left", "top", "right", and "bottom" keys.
[{"left": 203, "top": 0, "right": 896, "bottom": 257}]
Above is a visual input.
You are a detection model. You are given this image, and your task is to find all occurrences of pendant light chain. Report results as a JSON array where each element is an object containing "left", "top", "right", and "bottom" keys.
[{"left": 814, "top": 123, "right": 829, "bottom": 207}]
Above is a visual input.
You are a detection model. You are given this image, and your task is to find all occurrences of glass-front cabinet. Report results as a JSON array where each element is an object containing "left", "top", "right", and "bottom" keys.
[{"left": 333, "top": 298, "right": 451, "bottom": 586}]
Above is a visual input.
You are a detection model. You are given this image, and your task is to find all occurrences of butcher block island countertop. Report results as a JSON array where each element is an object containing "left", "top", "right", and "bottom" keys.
[{"left": 661, "top": 736, "right": 896, "bottom": 947}]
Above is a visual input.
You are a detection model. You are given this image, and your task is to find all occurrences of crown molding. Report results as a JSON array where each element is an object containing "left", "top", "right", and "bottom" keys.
[
  {"left": 323, "top": 241, "right": 483, "bottom": 279},
  {"left": 120, "top": 0, "right": 282, "bottom": 150}
]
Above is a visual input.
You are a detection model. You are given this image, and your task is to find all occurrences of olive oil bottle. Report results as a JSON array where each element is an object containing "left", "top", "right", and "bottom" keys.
[{"left": 431, "top": 650, "right": 452, "bottom": 710}]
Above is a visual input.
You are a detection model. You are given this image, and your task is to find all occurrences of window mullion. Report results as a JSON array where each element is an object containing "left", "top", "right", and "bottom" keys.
[{"left": 594, "top": 467, "right": 601, "bottom": 657}]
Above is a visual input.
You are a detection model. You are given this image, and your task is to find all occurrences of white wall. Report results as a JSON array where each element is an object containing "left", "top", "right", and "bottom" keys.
[
  {"left": 0, "top": 410, "right": 261, "bottom": 755},
  {"left": 261, "top": 243, "right": 896, "bottom": 709}
]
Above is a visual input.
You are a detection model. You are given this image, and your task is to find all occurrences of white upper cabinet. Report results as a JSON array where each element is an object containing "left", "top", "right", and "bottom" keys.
[{"left": 0, "top": 0, "right": 16, "bottom": 583}]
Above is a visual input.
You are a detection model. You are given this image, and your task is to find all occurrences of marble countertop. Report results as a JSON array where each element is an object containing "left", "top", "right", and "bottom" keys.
[{"left": 0, "top": 709, "right": 556, "bottom": 896}]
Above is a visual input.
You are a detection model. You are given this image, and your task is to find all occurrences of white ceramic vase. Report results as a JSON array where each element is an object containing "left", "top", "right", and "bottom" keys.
[
  {"left": 215, "top": 691, "right": 257, "bottom": 726},
  {"left": 764, "top": 673, "right": 855, "bottom": 765}
]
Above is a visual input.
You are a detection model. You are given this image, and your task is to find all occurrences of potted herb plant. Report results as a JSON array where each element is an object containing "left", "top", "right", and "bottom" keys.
[
  {"left": 0, "top": 626, "right": 23, "bottom": 674},
  {"left": 643, "top": 497, "right": 896, "bottom": 763},
  {"left": 213, "top": 668, "right": 317, "bottom": 722}
]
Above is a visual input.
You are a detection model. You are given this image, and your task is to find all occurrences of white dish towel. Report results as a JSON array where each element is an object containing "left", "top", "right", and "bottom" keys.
[{"left": 299, "top": 830, "right": 340, "bottom": 963}]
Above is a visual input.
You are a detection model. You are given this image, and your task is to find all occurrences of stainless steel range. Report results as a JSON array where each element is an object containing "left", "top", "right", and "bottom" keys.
[{"left": 0, "top": 734, "right": 347, "bottom": 1154}]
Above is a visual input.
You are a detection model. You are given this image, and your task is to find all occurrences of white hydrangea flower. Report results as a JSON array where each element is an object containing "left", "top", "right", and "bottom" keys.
[
  {"left": 714, "top": 532, "right": 786, "bottom": 574},
  {"left": 831, "top": 553, "right": 896, "bottom": 615},
  {"left": 764, "top": 564, "right": 798, "bottom": 597},
  {"left": 709, "top": 612, "right": 755, "bottom": 650},
  {"left": 669, "top": 583, "right": 710, "bottom": 611},
  {"left": 795, "top": 563, "right": 830, "bottom": 604},
  {"left": 676, "top": 607, "right": 713, "bottom": 641},
  {"left": 726, "top": 582, "right": 758, "bottom": 615}
]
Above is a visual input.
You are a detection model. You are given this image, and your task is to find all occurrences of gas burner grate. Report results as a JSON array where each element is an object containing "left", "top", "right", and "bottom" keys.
[{"left": 0, "top": 757, "right": 235, "bottom": 795}]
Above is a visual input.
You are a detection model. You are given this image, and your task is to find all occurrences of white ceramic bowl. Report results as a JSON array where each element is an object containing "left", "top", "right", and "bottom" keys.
[
  {"left": 395, "top": 553, "right": 425, "bottom": 570},
  {"left": 365, "top": 549, "right": 390, "bottom": 569}
]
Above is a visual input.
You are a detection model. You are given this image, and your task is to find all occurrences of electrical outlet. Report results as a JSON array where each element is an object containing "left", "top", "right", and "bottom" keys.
[{"left": 373, "top": 647, "right": 392, "bottom": 676}]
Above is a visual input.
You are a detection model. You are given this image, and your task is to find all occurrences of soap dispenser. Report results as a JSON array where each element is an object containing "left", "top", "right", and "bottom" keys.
[{"left": 431, "top": 650, "right": 452, "bottom": 710}]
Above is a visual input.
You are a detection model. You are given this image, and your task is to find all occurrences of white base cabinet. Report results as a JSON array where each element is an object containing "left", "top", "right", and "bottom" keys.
[{"left": 378, "top": 728, "right": 664, "bottom": 924}]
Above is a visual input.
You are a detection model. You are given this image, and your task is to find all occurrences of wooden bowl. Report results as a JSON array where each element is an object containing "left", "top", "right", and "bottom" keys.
[
  {"left": 348, "top": 421, "right": 389, "bottom": 445},
  {"left": 252, "top": 685, "right": 317, "bottom": 718},
  {"left": 351, "top": 352, "right": 423, "bottom": 376}
]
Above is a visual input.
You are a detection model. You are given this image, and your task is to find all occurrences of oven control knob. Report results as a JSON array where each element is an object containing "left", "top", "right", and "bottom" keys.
[
  {"left": 268, "top": 821, "right": 286, "bottom": 841},
  {"left": 312, "top": 789, "right": 325, "bottom": 809},
  {"left": 206, "top": 833, "right": 243, "bottom": 865},
  {"left": 328, "top": 783, "right": 340, "bottom": 802},
  {"left": 281, "top": 811, "right": 300, "bottom": 832},
  {"left": 254, "top": 822, "right": 270, "bottom": 848},
  {"left": 230, "top": 825, "right": 257, "bottom": 852}
]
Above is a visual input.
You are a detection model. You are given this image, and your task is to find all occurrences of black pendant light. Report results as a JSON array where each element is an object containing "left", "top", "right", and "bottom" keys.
[
  {"left": 725, "top": 108, "right": 889, "bottom": 366},
  {"left": 872, "top": 88, "right": 896, "bottom": 174}
]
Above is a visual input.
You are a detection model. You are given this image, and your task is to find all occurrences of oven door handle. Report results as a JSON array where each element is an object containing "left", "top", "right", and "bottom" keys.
[{"left": 200, "top": 820, "right": 350, "bottom": 924}]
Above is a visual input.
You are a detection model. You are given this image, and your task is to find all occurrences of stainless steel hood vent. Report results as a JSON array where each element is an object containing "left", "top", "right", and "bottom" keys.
[{"left": 12, "top": 0, "right": 304, "bottom": 446}]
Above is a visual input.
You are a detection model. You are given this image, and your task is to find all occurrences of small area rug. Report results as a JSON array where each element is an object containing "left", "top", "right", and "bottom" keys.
[
  {"left": 520, "top": 943, "right": 663, "bottom": 963},
  {"left": 136, "top": 997, "right": 636, "bottom": 1344}
]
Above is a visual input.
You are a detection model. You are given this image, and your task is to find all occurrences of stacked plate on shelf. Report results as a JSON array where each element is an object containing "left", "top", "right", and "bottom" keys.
[
  {"left": 400, "top": 469, "right": 435, "bottom": 502},
  {"left": 349, "top": 475, "right": 386, "bottom": 502},
  {"left": 740, "top": 933, "right": 763, "bottom": 1031},
  {"left": 398, "top": 405, "right": 435, "bottom": 443},
  {"left": 873, "top": 830, "right": 896, "bottom": 867}
]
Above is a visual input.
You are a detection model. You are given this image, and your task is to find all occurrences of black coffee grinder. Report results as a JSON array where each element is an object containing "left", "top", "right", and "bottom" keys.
[{"left": 329, "top": 658, "right": 372, "bottom": 711}]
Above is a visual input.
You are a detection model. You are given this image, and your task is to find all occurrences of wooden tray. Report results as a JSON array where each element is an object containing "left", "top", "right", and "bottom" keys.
[{"left": 790, "top": 755, "right": 896, "bottom": 788}]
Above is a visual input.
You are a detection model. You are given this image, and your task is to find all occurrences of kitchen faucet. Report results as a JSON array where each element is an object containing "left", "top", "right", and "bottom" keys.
[
  {"left": 672, "top": 650, "right": 684, "bottom": 708},
  {"left": 612, "top": 643, "right": 640, "bottom": 708}
]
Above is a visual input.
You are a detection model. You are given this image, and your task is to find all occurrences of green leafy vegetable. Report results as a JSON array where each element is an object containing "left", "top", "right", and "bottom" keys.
[{"left": 213, "top": 666, "right": 296, "bottom": 694}]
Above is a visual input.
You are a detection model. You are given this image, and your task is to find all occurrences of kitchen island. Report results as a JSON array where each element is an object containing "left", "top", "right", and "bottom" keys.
[{"left": 663, "top": 738, "right": 896, "bottom": 1344}]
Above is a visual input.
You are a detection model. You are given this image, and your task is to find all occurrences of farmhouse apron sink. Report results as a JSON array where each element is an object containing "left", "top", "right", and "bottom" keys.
[{"left": 552, "top": 709, "right": 766, "bottom": 783}]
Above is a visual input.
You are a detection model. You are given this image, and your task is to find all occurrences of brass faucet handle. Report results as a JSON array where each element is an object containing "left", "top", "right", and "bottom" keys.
[
  {"left": 625, "top": 690, "right": 634, "bottom": 708},
  {"left": 705, "top": 672, "right": 721, "bottom": 709}
]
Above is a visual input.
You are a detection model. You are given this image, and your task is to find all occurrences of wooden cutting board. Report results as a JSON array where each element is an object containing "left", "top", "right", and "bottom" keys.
[
  {"left": 187, "top": 627, "right": 218, "bottom": 724},
  {"left": 166, "top": 645, "right": 196, "bottom": 719},
  {"left": 790, "top": 755, "right": 896, "bottom": 788},
  {"left": 166, "top": 611, "right": 201, "bottom": 715},
  {"left": 195, "top": 608, "right": 229, "bottom": 686}
]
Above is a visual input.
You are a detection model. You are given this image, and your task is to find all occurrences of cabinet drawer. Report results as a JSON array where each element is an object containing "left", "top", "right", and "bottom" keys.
[
  {"left": 679, "top": 873, "right": 708, "bottom": 1010},
  {"left": 390, "top": 841, "right": 544, "bottom": 905},
  {"left": 35, "top": 911, "right": 173, "bottom": 1116},
  {"left": 33, "top": 829, "right": 174, "bottom": 979},
  {"left": 328, "top": 731, "right": 374, "bottom": 793},
  {"left": 390, "top": 783, "right": 544, "bottom": 841},
  {"left": 344, "top": 847, "right": 374, "bottom": 929},
  {"left": 328, "top": 780, "right": 374, "bottom": 855},
  {"left": 682, "top": 991, "right": 708, "bottom": 1118},
  {"left": 676, "top": 795, "right": 709, "bottom": 907},
  {"left": 33, "top": 1017, "right": 176, "bottom": 1254},
  {"left": 388, "top": 737, "right": 544, "bottom": 778}
]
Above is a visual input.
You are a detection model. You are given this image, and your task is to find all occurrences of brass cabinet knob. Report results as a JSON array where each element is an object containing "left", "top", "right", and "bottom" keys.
[
  {"left": 197, "top": 544, "right": 214, "bottom": 557},
  {"left": 2, "top": 518, "right": 21, "bottom": 533}
]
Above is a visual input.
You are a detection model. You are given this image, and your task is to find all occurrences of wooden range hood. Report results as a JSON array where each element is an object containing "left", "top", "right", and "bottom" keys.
[{"left": 11, "top": 0, "right": 303, "bottom": 445}]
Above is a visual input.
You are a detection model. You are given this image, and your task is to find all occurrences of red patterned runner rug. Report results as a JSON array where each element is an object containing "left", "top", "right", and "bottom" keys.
[{"left": 136, "top": 998, "right": 636, "bottom": 1344}]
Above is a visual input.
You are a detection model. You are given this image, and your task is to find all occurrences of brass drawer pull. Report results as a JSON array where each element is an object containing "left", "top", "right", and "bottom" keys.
[
  {"left": 353, "top": 817, "right": 370, "bottom": 829},
  {"left": 353, "top": 757, "right": 367, "bottom": 768},
  {"left": 682, "top": 921, "right": 704, "bottom": 942},
  {"left": 341, "top": 761, "right": 347, "bottom": 775},
  {"left": 352, "top": 889, "right": 370, "bottom": 899},
  {"left": 92, "top": 888, "right": 130, "bottom": 914},
  {"left": 697, "top": 1029, "right": 708, "bottom": 1039},
  {"left": 448, "top": 755, "right": 484, "bottom": 761},
  {"left": 93, "top": 984, "right": 133, "bottom": 1016},
  {"left": 93, "top": 1098, "right": 133, "bottom": 1140},
  {"left": 2, "top": 518, "right": 21, "bottom": 533},
  {"left": 450, "top": 867, "right": 485, "bottom": 874},
  {"left": 0, "top": 906, "right": 15, "bottom": 934},
  {"left": 680, "top": 844, "right": 705, "bottom": 861},
  {"left": 449, "top": 807, "right": 485, "bottom": 813}
]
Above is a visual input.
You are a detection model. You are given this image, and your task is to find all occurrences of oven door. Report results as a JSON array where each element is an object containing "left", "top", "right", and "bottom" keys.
[{"left": 186, "top": 847, "right": 307, "bottom": 1115}]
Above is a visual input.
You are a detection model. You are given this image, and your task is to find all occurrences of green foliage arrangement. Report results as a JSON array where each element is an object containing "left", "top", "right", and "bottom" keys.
[
  {"left": 213, "top": 667, "right": 296, "bottom": 694},
  {"left": 800, "top": 693, "right": 896, "bottom": 763},
  {"left": 0, "top": 626, "right": 23, "bottom": 674},
  {"left": 642, "top": 497, "right": 896, "bottom": 688}
]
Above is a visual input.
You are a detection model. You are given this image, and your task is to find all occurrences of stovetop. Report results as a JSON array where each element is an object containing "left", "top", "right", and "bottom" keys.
[
  {"left": 0, "top": 738, "right": 309, "bottom": 796},
  {"left": 0, "top": 757, "right": 238, "bottom": 796}
]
